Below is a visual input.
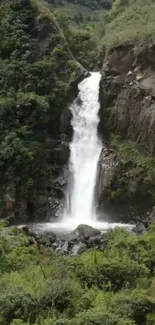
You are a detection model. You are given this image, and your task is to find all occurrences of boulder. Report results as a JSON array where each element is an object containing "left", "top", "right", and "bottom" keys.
[
  {"left": 132, "top": 223, "right": 147, "bottom": 235},
  {"left": 61, "top": 241, "right": 69, "bottom": 253},
  {"left": 17, "top": 225, "right": 30, "bottom": 236},
  {"left": 44, "top": 231, "right": 56, "bottom": 243},
  {"left": 125, "top": 70, "right": 134, "bottom": 83},
  {"left": 55, "top": 246, "right": 64, "bottom": 254},
  {"left": 34, "top": 234, "right": 51, "bottom": 247},
  {"left": 52, "top": 242, "right": 58, "bottom": 249},
  {"left": 147, "top": 206, "right": 155, "bottom": 226},
  {"left": 67, "top": 232, "right": 78, "bottom": 245},
  {"left": 88, "top": 234, "right": 103, "bottom": 245},
  {"left": 31, "top": 231, "right": 56, "bottom": 247},
  {"left": 72, "top": 224, "right": 101, "bottom": 239},
  {"left": 71, "top": 243, "right": 87, "bottom": 256}
]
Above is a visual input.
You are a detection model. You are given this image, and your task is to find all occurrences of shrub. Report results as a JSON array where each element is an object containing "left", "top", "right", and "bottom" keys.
[
  {"left": 72, "top": 249, "right": 149, "bottom": 291},
  {"left": 110, "top": 289, "right": 155, "bottom": 325},
  {"left": 0, "top": 287, "right": 36, "bottom": 323},
  {"left": 69, "top": 310, "right": 135, "bottom": 325},
  {"left": 11, "top": 320, "right": 29, "bottom": 325}
]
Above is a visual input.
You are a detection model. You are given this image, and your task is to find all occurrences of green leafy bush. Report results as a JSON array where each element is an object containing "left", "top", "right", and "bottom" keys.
[
  {"left": 0, "top": 224, "right": 154, "bottom": 324},
  {"left": 69, "top": 310, "right": 135, "bottom": 325},
  {"left": 72, "top": 241, "right": 149, "bottom": 291}
]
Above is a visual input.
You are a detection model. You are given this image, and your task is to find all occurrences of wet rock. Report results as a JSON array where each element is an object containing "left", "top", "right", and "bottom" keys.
[
  {"left": 73, "top": 224, "right": 101, "bottom": 239},
  {"left": 68, "top": 232, "right": 79, "bottom": 244},
  {"left": 55, "top": 247, "right": 64, "bottom": 254},
  {"left": 31, "top": 231, "right": 56, "bottom": 247},
  {"left": 71, "top": 243, "right": 87, "bottom": 256},
  {"left": 44, "top": 231, "right": 56, "bottom": 243},
  {"left": 68, "top": 232, "right": 78, "bottom": 243},
  {"left": 132, "top": 223, "right": 147, "bottom": 235},
  {"left": 125, "top": 70, "right": 134, "bottom": 83},
  {"left": 147, "top": 206, "right": 155, "bottom": 224},
  {"left": 17, "top": 225, "right": 30, "bottom": 236},
  {"left": 52, "top": 242, "right": 58, "bottom": 249},
  {"left": 113, "top": 75, "right": 125, "bottom": 85},
  {"left": 136, "top": 74, "right": 143, "bottom": 81},
  {"left": 100, "top": 243, "right": 106, "bottom": 251},
  {"left": 5, "top": 215, "right": 15, "bottom": 226},
  {"left": 50, "top": 142, "right": 70, "bottom": 166},
  {"left": 35, "top": 234, "right": 51, "bottom": 247},
  {"left": 76, "top": 96, "right": 82, "bottom": 106},
  {"left": 61, "top": 241, "right": 69, "bottom": 253},
  {"left": 88, "top": 234, "right": 103, "bottom": 245},
  {"left": 28, "top": 236, "right": 37, "bottom": 246},
  {"left": 4, "top": 187, "right": 15, "bottom": 220}
]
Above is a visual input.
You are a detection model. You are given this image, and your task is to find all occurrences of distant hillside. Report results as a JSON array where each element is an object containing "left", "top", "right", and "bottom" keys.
[
  {"left": 102, "top": 0, "right": 155, "bottom": 49},
  {"left": 46, "top": 0, "right": 113, "bottom": 68}
]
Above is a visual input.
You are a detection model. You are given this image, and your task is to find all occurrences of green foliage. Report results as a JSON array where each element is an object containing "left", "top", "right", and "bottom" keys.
[
  {"left": 72, "top": 248, "right": 149, "bottom": 291},
  {"left": 147, "top": 314, "right": 155, "bottom": 325},
  {"left": 0, "top": 287, "right": 36, "bottom": 323},
  {"left": 0, "top": 225, "right": 155, "bottom": 324},
  {"left": 110, "top": 289, "right": 155, "bottom": 324},
  {"left": 54, "top": 12, "right": 98, "bottom": 69},
  {"left": 108, "top": 0, "right": 129, "bottom": 21},
  {"left": 50, "top": 0, "right": 113, "bottom": 10},
  {"left": 51, "top": 0, "right": 114, "bottom": 68},
  {"left": 102, "top": 0, "right": 155, "bottom": 48},
  {"left": 11, "top": 320, "right": 29, "bottom": 325},
  {"left": 107, "top": 137, "right": 155, "bottom": 205},
  {"left": 0, "top": 0, "right": 82, "bottom": 213},
  {"left": 66, "top": 28, "right": 97, "bottom": 69},
  {"left": 69, "top": 310, "right": 135, "bottom": 325}
]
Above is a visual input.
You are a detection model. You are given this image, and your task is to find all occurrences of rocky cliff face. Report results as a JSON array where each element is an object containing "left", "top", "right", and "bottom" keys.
[
  {"left": 99, "top": 43, "right": 155, "bottom": 154},
  {"left": 0, "top": 0, "right": 86, "bottom": 223},
  {"left": 98, "top": 43, "right": 155, "bottom": 221}
]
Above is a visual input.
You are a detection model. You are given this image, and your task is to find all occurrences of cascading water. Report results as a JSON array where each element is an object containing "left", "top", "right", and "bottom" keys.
[
  {"left": 29, "top": 72, "right": 134, "bottom": 234},
  {"left": 64, "top": 72, "right": 102, "bottom": 224}
]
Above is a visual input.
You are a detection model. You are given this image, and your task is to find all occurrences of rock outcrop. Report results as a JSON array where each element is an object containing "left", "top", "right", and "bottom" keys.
[
  {"left": 23, "top": 223, "right": 106, "bottom": 255},
  {"left": 99, "top": 43, "right": 155, "bottom": 154},
  {"left": 98, "top": 44, "right": 155, "bottom": 221}
]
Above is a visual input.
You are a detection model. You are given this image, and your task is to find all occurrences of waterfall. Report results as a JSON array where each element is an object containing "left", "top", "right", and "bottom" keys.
[
  {"left": 29, "top": 72, "right": 134, "bottom": 234},
  {"left": 64, "top": 72, "right": 102, "bottom": 224}
]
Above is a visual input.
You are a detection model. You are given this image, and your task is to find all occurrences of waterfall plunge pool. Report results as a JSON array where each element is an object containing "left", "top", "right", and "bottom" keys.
[{"left": 27, "top": 220, "right": 134, "bottom": 237}]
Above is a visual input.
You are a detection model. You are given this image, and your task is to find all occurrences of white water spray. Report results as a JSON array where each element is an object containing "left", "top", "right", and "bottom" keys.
[
  {"left": 64, "top": 72, "right": 102, "bottom": 223},
  {"left": 27, "top": 72, "right": 134, "bottom": 234}
]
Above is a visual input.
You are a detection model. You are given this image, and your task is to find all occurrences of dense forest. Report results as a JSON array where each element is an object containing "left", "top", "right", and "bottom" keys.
[
  {"left": 0, "top": 0, "right": 85, "bottom": 222},
  {"left": 0, "top": 0, "right": 111, "bottom": 221}
]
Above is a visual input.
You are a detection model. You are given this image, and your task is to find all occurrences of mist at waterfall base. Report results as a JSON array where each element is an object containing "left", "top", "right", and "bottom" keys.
[{"left": 31, "top": 72, "right": 133, "bottom": 235}]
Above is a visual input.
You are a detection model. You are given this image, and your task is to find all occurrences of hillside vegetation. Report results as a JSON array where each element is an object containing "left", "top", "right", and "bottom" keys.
[
  {"left": 102, "top": 0, "right": 155, "bottom": 49},
  {"left": 48, "top": 0, "right": 113, "bottom": 68},
  {"left": 0, "top": 224, "right": 155, "bottom": 324},
  {"left": 0, "top": 0, "right": 84, "bottom": 220},
  {"left": 98, "top": 0, "right": 155, "bottom": 218},
  {"left": 48, "top": 0, "right": 113, "bottom": 10}
]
